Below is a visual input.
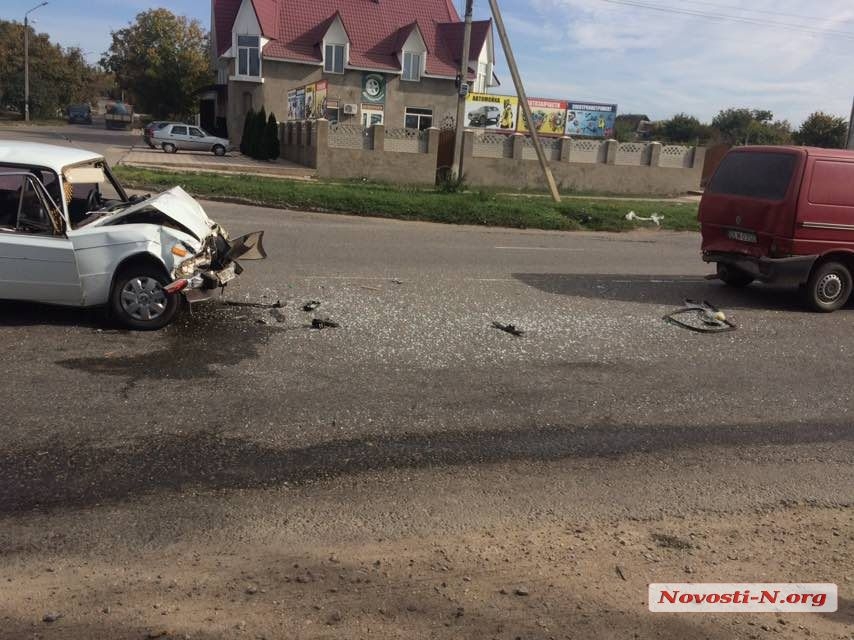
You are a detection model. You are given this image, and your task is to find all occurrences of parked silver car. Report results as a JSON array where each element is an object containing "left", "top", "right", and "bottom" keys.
[{"left": 152, "top": 124, "right": 232, "bottom": 156}]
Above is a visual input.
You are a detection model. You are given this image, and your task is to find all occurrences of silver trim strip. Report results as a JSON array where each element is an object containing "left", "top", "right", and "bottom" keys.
[{"left": 802, "top": 222, "right": 854, "bottom": 231}]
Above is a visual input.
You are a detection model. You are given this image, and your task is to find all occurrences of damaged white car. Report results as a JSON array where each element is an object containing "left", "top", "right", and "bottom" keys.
[{"left": 0, "top": 141, "right": 266, "bottom": 330}]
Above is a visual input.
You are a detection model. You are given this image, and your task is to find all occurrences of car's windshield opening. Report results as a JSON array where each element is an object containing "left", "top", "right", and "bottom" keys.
[
  {"left": 66, "top": 160, "right": 129, "bottom": 228},
  {"left": 708, "top": 152, "right": 798, "bottom": 201}
]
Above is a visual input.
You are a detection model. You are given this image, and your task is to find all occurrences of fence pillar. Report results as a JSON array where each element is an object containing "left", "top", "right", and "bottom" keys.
[
  {"left": 314, "top": 118, "right": 329, "bottom": 170},
  {"left": 427, "top": 127, "right": 441, "bottom": 155},
  {"left": 462, "top": 130, "right": 475, "bottom": 159},
  {"left": 692, "top": 146, "right": 707, "bottom": 172},
  {"left": 559, "top": 136, "right": 572, "bottom": 163},
  {"left": 649, "top": 141, "right": 662, "bottom": 167},
  {"left": 604, "top": 139, "right": 618, "bottom": 165},
  {"left": 372, "top": 124, "right": 385, "bottom": 151},
  {"left": 512, "top": 133, "right": 525, "bottom": 160}
]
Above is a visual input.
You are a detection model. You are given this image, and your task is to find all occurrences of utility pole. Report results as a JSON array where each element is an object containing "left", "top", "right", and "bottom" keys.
[
  {"left": 451, "top": 0, "right": 474, "bottom": 180},
  {"left": 487, "top": 0, "right": 560, "bottom": 202},
  {"left": 24, "top": 2, "right": 49, "bottom": 123},
  {"left": 847, "top": 97, "right": 854, "bottom": 150}
]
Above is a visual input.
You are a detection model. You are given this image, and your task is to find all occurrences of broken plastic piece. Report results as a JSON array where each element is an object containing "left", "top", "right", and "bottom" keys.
[
  {"left": 664, "top": 299, "right": 736, "bottom": 333},
  {"left": 311, "top": 318, "right": 339, "bottom": 330},
  {"left": 303, "top": 301, "right": 321, "bottom": 312},
  {"left": 492, "top": 322, "right": 524, "bottom": 337},
  {"left": 626, "top": 211, "right": 663, "bottom": 226}
]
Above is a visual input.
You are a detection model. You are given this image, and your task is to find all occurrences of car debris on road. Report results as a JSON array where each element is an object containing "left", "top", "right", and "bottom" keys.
[
  {"left": 492, "top": 322, "right": 525, "bottom": 337},
  {"left": 312, "top": 318, "right": 340, "bottom": 330},
  {"left": 664, "top": 299, "right": 736, "bottom": 333},
  {"left": 303, "top": 301, "right": 322, "bottom": 312}
]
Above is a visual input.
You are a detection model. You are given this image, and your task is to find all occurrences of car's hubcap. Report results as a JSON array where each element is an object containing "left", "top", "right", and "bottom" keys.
[
  {"left": 121, "top": 277, "right": 167, "bottom": 322},
  {"left": 817, "top": 273, "right": 844, "bottom": 303}
]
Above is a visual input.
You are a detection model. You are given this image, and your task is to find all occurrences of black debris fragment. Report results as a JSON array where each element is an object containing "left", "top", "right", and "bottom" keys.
[
  {"left": 312, "top": 318, "right": 340, "bottom": 330},
  {"left": 303, "top": 301, "right": 322, "bottom": 312},
  {"left": 664, "top": 299, "right": 736, "bottom": 333},
  {"left": 224, "top": 300, "right": 284, "bottom": 310},
  {"left": 492, "top": 322, "right": 525, "bottom": 337}
]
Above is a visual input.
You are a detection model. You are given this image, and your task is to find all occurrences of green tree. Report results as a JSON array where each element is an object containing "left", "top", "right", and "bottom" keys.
[
  {"left": 252, "top": 107, "right": 267, "bottom": 159},
  {"left": 711, "top": 108, "right": 792, "bottom": 146},
  {"left": 659, "top": 113, "right": 713, "bottom": 144},
  {"left": 614, "top": 114, "right": 649, "bottom": 142},
  {"left": 101, "top": 9, "right": 211, "bottom": 118},
  {"left": 264, "top": 112, "right": 280, "bottom": 160},
  {"left": 240, "top": 108, "right": 254, "bottom": 155},
  {"left": 795, "top": 112, "right": 849, "bottom": 148}
]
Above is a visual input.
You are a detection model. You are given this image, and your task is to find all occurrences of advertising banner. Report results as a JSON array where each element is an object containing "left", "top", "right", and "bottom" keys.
[
  {"left": 295, "top": 88, "right": 306, "bottom": 120},
  {"left": 304, "top": 84, "right": 316, "bottom": 121},
  {"left": 465, "top": 93, "right": 518, "bottom": 132},
  {"left": 362, "top": 73, "right": 386, "bottom": 104},
  {"left": 287, "top": 90, "right": 297, "bottom": 121},
  {"left": 565, "top": 102, "right": 618, "bottom": 138},
  {"left": 313, "top": 80, "right": 328, "bottom": 119},
  {"left": 517, "top": 98, "right": 568, "bottom": 136}
]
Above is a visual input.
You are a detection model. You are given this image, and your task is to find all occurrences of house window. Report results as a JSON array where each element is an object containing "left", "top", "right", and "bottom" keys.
[
  {"left": 324, "top": 44, "right": 345, "bottom": 74},
  {"left": 402, "top": 52, "right": 422, "bottom": 82},
  {"left": 237, "top": 35, "right": 261, "bottom": 77},
  {"left": 475, "top": 62, "right": 488, "bottom": 93},
  {"left": 405, "top": 107, "right": 432, "bottom": 130}
]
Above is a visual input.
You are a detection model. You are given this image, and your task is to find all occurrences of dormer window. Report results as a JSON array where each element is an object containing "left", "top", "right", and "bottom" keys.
[
  {"left": 237, "top": 35, "right": 261, "bottom": 77},
  {"left": 324, "top": 44, "right": 345, "bottom": 74},
  {"left": 402, "top": 51, "right": 422, "bottom": 82}
]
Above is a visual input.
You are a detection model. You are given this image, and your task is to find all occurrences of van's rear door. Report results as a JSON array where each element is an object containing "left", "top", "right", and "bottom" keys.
[{"left": 699, "top": 148, "right": 804, "bottom": 257}]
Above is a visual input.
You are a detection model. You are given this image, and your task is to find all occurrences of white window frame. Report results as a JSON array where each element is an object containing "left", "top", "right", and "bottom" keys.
[
  {"left": 404, "top": 107, "right": 433, "bottom": 131},
  {"left": 324, "top": 43, "right": 346, "bottom": 74},
  {"left": 402, "top": 51, "right": 422, "bottom": 82},
  {"left": 235, "top": 34, "right": 261, "bottom": 79}
]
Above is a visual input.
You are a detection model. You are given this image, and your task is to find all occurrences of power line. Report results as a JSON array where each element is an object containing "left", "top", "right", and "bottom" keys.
[
  {"left": 674, "top": 0, "right": 852, "bottom": 23},
  {"left": 597, "top": 0, "right": 854, "bottom": 41}
]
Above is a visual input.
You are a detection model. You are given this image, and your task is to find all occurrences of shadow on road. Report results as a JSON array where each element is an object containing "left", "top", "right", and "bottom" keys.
[
  {"left": 2, "top": 419, "right": 852, "bottom": 514},
  {"left": 514, "top": 273, "right": 811, "bottom": 311},
  {"left": 0, "top": 300, "right": 107, "bottom": 328}
]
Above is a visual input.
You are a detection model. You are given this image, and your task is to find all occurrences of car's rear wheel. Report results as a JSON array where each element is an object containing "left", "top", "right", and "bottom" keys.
[
  {"left": 717, "top": 263, "right": 754, "bottom": 288},
  {"left": 162, "top": 142, "right": 177, "bottom": 154},
  {"left": 213, "top": 144, "right": 226, "bottom": 156},
  {"left": 110, "top": 265, "right": 179, "bottom": 330},
  {"left": 804, "top": 261, "right": 853, "bottom": 313}
]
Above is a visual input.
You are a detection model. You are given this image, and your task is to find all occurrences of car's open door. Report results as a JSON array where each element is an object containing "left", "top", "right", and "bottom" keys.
[{"left": 0, "top": 173, "right": 83, "bottom": 306}]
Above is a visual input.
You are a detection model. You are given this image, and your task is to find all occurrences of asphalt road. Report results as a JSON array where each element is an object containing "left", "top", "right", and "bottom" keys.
[{"left": 0, "top": 128, "right": 852, "bottom": 638}]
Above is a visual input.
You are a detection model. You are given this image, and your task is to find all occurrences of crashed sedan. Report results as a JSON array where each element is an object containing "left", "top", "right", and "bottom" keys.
[{"left": 0, "top": 141, "right": 265, "bottom": 330}]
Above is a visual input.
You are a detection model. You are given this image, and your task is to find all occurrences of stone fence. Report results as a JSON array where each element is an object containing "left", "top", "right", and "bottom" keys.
[{"left": 279, "top": 119, "right": 705, "bottom": 194}]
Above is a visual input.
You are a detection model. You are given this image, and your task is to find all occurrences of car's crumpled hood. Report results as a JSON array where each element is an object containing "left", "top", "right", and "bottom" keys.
[{"left": 102, "top": 186, "right": 215, "bottom": 241}]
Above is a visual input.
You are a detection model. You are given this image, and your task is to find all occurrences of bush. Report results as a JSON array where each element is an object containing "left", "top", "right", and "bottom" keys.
[
  {"left": 264, "top": 112, "right": 280, "bottom": 160},
  {"left": 436, "top": 168, "right": 466, "bottom": 193},
  {"left": 240, "top": 108, "right": 254, "bottom": 156},
  {"left": 252, "top": 107, "right": 267, "bottom": 159}
]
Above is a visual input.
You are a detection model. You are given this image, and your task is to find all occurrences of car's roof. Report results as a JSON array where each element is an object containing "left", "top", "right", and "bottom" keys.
[
  {"left": 0, "top": 141, "right": 103, "bottom": 172},
  {"left": 734, "top": 145, "right": 854, "bottom": 159}
]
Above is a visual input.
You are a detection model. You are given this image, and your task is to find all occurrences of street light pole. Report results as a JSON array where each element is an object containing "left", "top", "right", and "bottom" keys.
[{"left": 24, "top": 2, "right": 49, "bottom": 123}]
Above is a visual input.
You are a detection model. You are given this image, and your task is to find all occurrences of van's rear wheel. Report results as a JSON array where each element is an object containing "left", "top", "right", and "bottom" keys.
[
  {"left": 717, "top": 263, "right": 754, "bottom": 288},
  {"left": 805, "top": 261, "right": 852, "bottom": 312}
]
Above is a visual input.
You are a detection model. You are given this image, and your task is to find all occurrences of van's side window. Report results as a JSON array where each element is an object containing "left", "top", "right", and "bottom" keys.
[{"left": 808, "top": 161, "right": 854, "bottom": 207}]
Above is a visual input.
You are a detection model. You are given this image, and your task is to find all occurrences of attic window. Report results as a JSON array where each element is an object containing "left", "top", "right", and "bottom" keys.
[
  {"left": 402, "top": 51, "right": 422, "bottom": 82},
  {"left": 238, "top": 35, "right": 261, "bottom": 77},
  {"left": 324, "top": 44, "right": 345, "bottom": 74}
]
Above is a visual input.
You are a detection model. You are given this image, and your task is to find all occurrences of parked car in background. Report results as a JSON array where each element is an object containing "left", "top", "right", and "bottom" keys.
[
  {"left": 105, "top": 102, "right": 133, "bottom": 130},
  {"left": 67, "top": 104, "right": 92, "bottom": 125},
  {"left": 0, "top": 141, "right": 266, "bottom": 329},
  {"left": 152, "top": 124, "right": 232, "bottom": 156},
  {"left": 467, "top": 105, "right": 501, "bottom": 127},
  {"left": 143, "top": 121, "right": 174, "bottom": 148},
  {"left": 700, "top": 145, "right": 854, "bottom": 312}
]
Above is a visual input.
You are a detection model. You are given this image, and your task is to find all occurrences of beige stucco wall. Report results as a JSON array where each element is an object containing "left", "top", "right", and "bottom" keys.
[{"left": 227, "top": 59, "right": 459, "bottom": 145}]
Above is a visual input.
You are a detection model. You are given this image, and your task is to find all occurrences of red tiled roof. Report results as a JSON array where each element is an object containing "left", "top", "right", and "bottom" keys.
[{"left": 214, "top": 0, "right": 491, "bottom": 78}]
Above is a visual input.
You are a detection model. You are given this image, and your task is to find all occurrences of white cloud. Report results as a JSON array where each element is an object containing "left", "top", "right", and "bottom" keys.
[{"left": 500, "top": 0, "right": 854, "bottom": 124}]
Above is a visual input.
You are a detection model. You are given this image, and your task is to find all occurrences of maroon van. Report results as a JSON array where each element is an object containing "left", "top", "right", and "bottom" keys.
[{"left": 700, "top": 145, "right": 854, "bottom": 312}]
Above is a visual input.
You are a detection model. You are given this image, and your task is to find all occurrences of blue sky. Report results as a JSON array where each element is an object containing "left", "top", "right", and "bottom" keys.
[{"left": 4, "top": 0, "right": 854, "bottom": 125}]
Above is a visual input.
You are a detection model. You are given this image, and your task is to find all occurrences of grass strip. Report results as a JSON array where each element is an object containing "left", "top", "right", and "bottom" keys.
[{"left": 114, "top": 166, "right": 700, "bottom": 233}]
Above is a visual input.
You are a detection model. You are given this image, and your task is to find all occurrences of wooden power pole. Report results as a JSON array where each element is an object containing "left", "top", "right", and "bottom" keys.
[
  {"left": 847, "top": 97, "right": 854, "bottom": 150},
  {"left": 451, "top": 0, "right": 474, "bottom": 180},
  {"left": 487, "top": 0, "right": 561, "bottom": 203}
]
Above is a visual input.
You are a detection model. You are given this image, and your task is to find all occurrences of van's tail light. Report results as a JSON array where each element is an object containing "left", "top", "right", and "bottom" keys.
[{"left": 769, "top": 237, "right": 793, "bottom": 258}]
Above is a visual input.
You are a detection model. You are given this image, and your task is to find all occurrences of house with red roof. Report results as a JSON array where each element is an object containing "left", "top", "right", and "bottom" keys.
[{"left": 209, "top": 0, "right": 497, "bottom": 143}]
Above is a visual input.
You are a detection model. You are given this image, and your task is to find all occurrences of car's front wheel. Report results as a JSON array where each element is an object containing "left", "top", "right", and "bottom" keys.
[
  {"left": 213, "top": 144, "right": 226, "bottom": 156},
  {"left": 110, "top": 265, "right": 179, "bottom": 330}
]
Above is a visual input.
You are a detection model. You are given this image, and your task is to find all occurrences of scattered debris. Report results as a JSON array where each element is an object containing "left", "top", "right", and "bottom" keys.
[
  {"left": 146, "top": 631, "right": 169, "bottom": 639},
  {"left": 42, "top": 612, "right": 62, "bottom": 623},
  {"left": 245, "top": 585, "right": 258, "bottom": 595},
  {"left": 224, "top": 300, "right": 284, "bottom": 310},
  {"left": 514, "top": 586, "right": 530, "bottom": 596},
  {"left": 391, "top": 279, "right": 404, "bottom": 285},
  {"left": 664, "top": 299, "right": 736, "bottom": 333},
  {"left": 615, "top": 565, "right": 627, "bottom": 581},
  {"left": 652, "top": 532, "right": 694, "bottom": 550},
  {"left": 626, "top": 211, "right": 664, "bottom": 226},
  {"left": 312, "top": 318, "right": 340, "bottom": 330},
  {"left": 302, "top": 301, "right": 322, "bottom": 312},
  {"left": 492, "top": 322, "right": 525, "bottom": 337},
  {"left": 360, "top": 285, "right": 382, "bottom": 292}
]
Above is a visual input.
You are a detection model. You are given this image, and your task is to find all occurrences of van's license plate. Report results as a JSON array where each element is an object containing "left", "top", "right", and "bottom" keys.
[{"left": 727, "top": 229, "right": 757, "bottom": 244}]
